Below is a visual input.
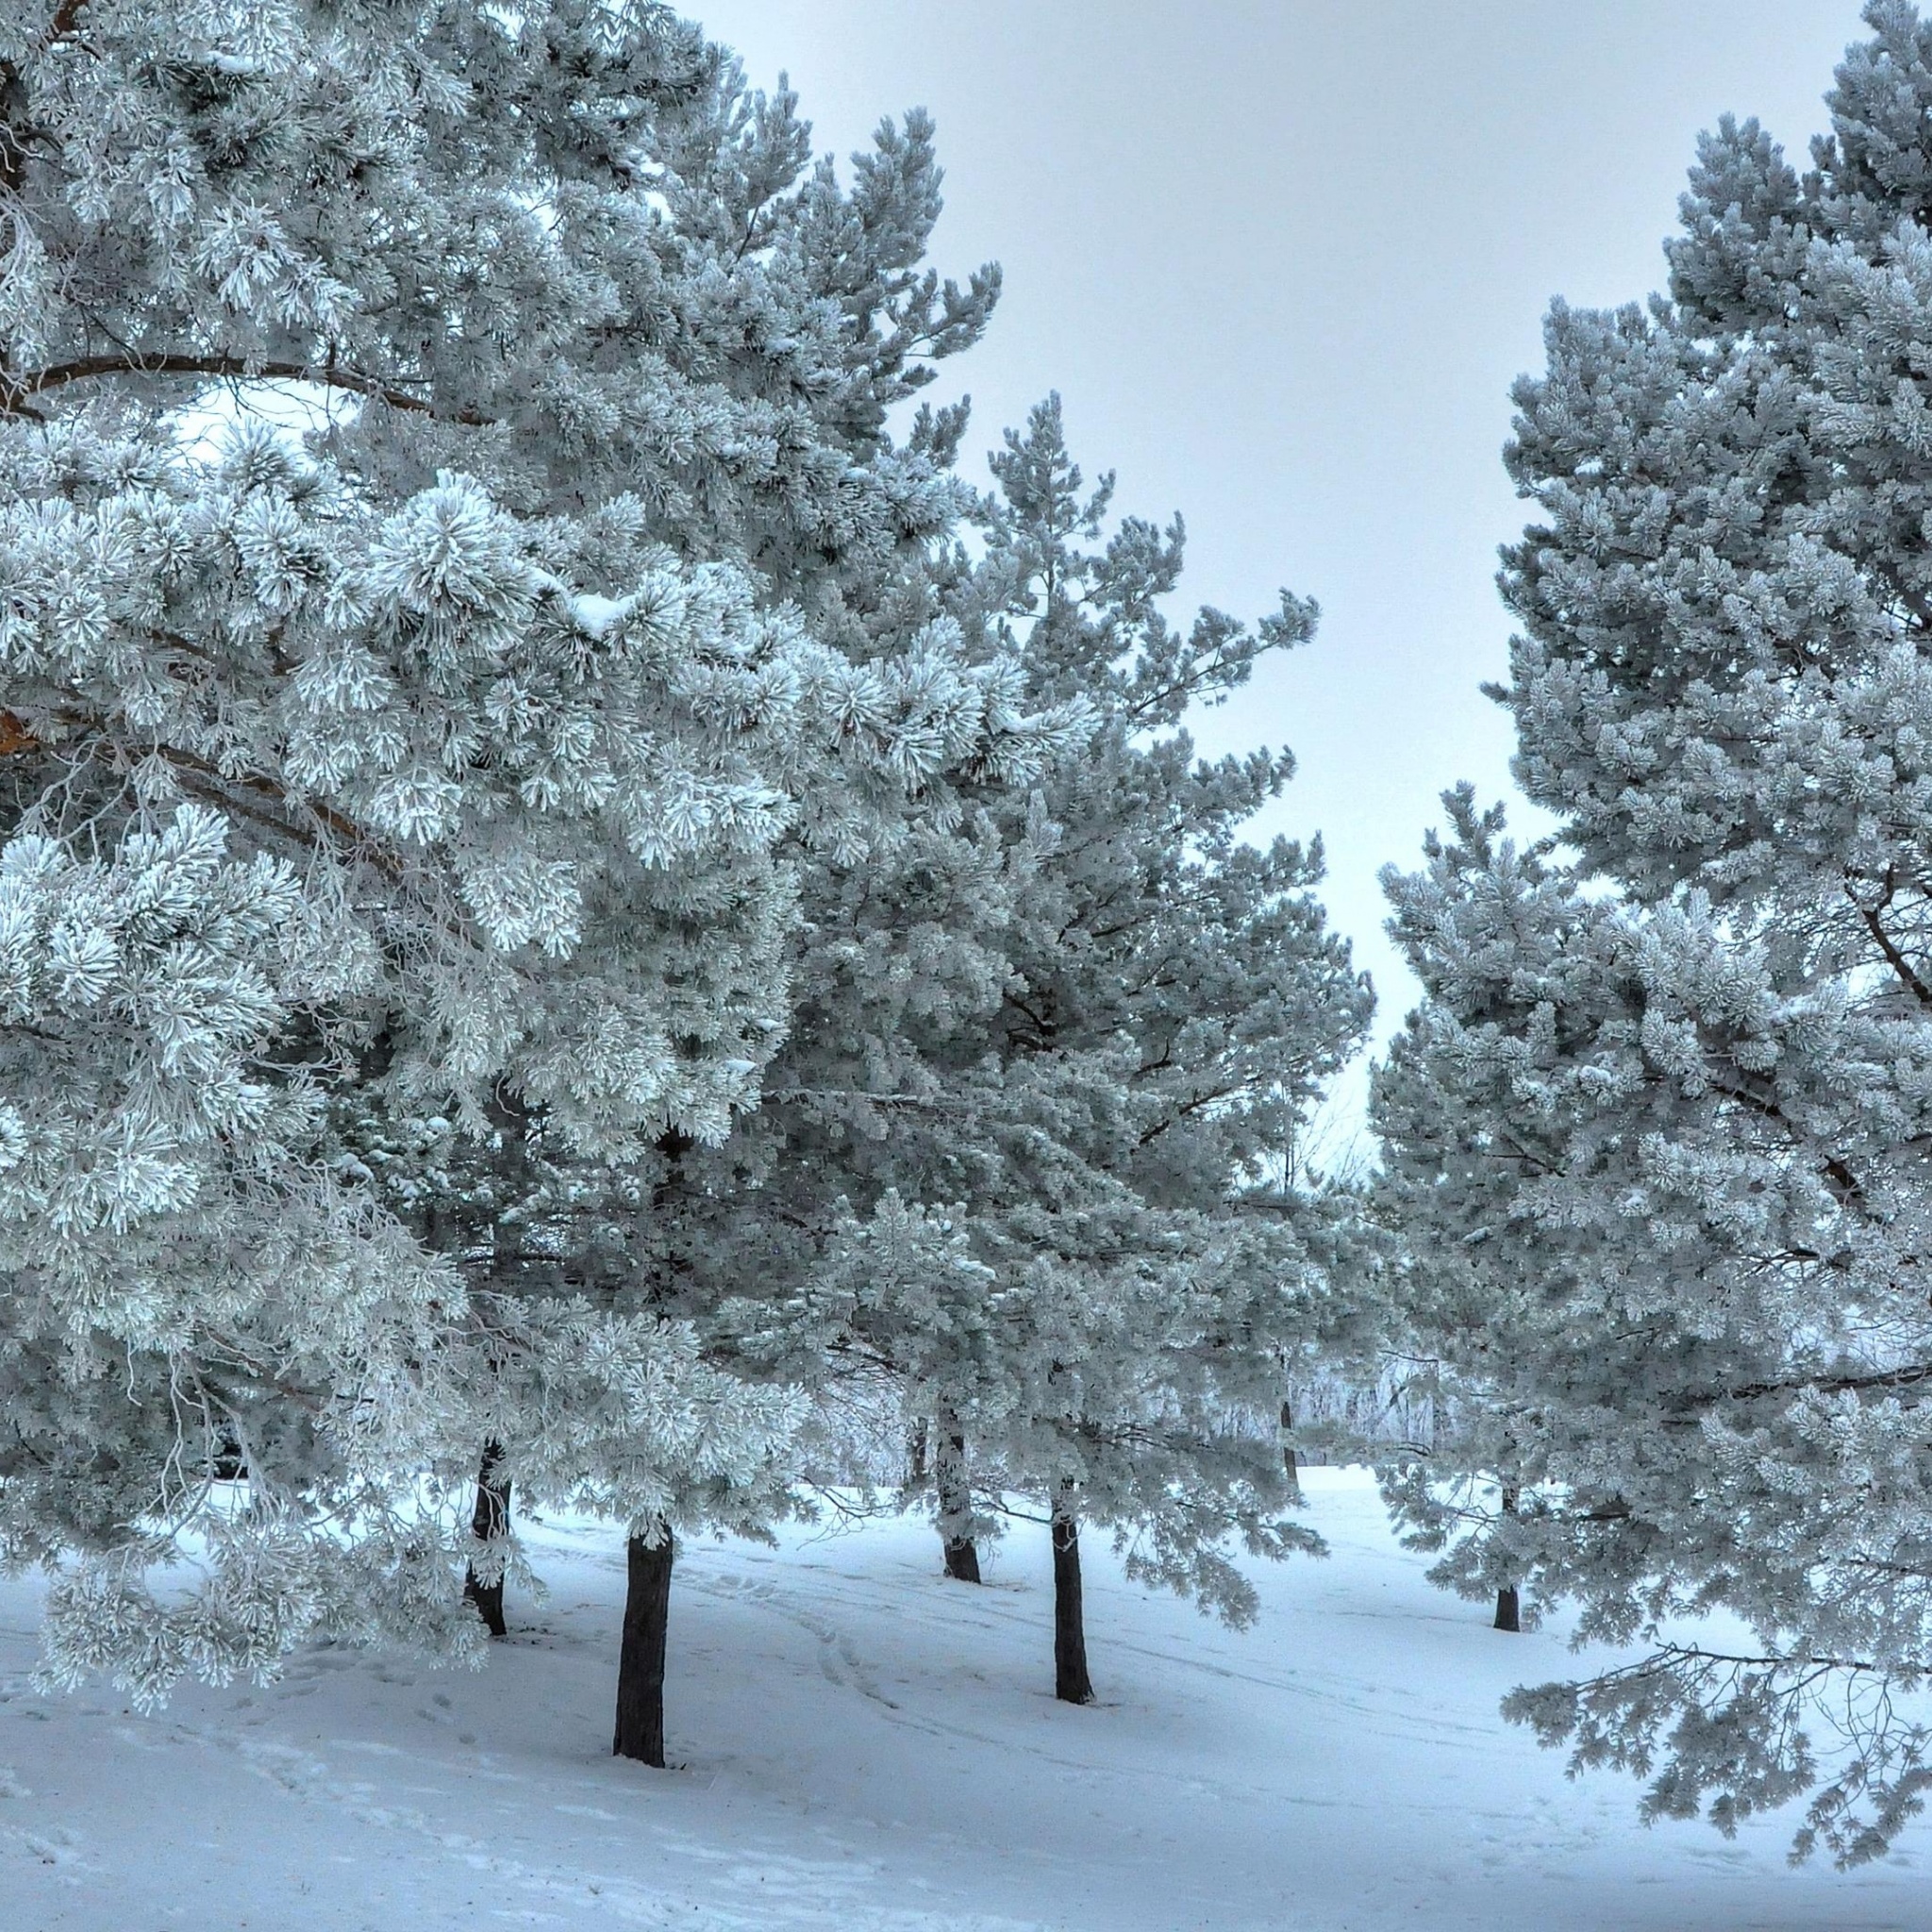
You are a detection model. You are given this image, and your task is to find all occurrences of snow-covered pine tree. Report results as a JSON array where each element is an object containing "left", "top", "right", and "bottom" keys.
[
  {"left": 729, "top": 398, "right": 1372, "bottom": 1702},
  {"left": 0, "top": 0, "right": 1021, "bottom": 1718},
  {"left": 307, "top": 10, "right": 1100, "bottom": 1767},
  {"left": 1378, "top": 0, "right": 1932, "bottom": 1860},
  {"left": 954, "top": 398, "right": 1372, "bottom": 1700},
  {"left": 1372, "top": 790, "right": 1607, "bottom": 1643}
]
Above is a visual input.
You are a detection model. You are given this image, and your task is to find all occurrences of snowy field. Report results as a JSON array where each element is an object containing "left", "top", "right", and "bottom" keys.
[{"left": 0, "top": 1469, "right": 1918, "bottom": 1932}]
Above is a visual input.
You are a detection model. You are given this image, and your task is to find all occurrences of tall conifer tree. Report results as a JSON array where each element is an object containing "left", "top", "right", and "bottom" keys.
[
  {"left": 733, "top": 399, "right": 1372, "bottom": 1702},
  {"left": 1379, "top": 0, "right": 1932, "bottom": 1860}
]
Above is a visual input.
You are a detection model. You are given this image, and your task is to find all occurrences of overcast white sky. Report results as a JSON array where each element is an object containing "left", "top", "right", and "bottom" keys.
[{"left": 697, "top": 0, "right": 1866, "bottom": 1126}]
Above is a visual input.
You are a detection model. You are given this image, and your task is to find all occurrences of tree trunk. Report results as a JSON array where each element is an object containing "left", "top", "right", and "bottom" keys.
[
  {"left": 462, "top": 1442, "right": 511, "bottom": 1639},
  {"left": 907, "top": 1416, "right": 929, "bottom": 1488},
  {"left": 613, "top": 1525, "right": 675, "bottom": 1766},
  {"left": 1493, "top": 1484, "right": 1522, "bottom": 1632},
  {"left": 1279, "top": 1393, "right": 1302, "bottom": 1497},
  {"left": 934, "top": 1407, "right": 981, "bottom": 1583},
  {"left": 1051, "top": 1485, "right": 1093, "bottom": 1705}
]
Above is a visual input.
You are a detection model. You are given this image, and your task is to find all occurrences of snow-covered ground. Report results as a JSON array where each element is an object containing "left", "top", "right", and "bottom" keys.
[{"left": 0, "top": 1470, "right": 1919, "bottom": 1930}]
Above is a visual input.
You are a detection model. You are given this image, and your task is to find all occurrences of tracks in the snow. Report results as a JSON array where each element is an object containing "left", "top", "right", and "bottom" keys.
[{"left": 671, "top": 1550, "right": 1489, "bottom": 1822}]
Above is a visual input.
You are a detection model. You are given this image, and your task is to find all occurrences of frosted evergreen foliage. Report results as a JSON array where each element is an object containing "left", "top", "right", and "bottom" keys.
[
  {"left": 1379, "top": 0, "right": 1932, "bottom": 1863},
  {"left": 941, "top": 401, "right": 1373, "bottom": 1621},
  {"left": 0, "top": 0, "right": 1030, "bottom": 1699},
  {"left": 0, "top": 799, "right": 478, "bottom": 1701},
  {"left": 715, "top": 398, "right": 1374, "bottom": 1633}
]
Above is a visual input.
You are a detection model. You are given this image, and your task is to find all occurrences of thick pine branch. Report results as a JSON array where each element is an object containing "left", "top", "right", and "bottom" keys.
[{"left": 0, "top": 353, "right": 490, "bottom": 424}]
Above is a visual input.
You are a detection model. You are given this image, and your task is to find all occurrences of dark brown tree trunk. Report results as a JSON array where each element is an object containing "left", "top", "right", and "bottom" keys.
[
  {"left": 1051, "top": 1486, "right": 1093, "bottom": 1705},
  {"left": 1493, "top": 1484, "right": 1522, "bottom": 1632},
  {"left": 613, "top": 1525, "right": 675, "bottom": 1766},
  {"left": 462, "top": 1442, "right": 511, "bottom": 1639},
  {"left": 1279, "top": 1393, "right": 1302, "bottom": 1496},
  {"left": 934, "top": 1407, "right": 981, "bottom": 1583}
]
